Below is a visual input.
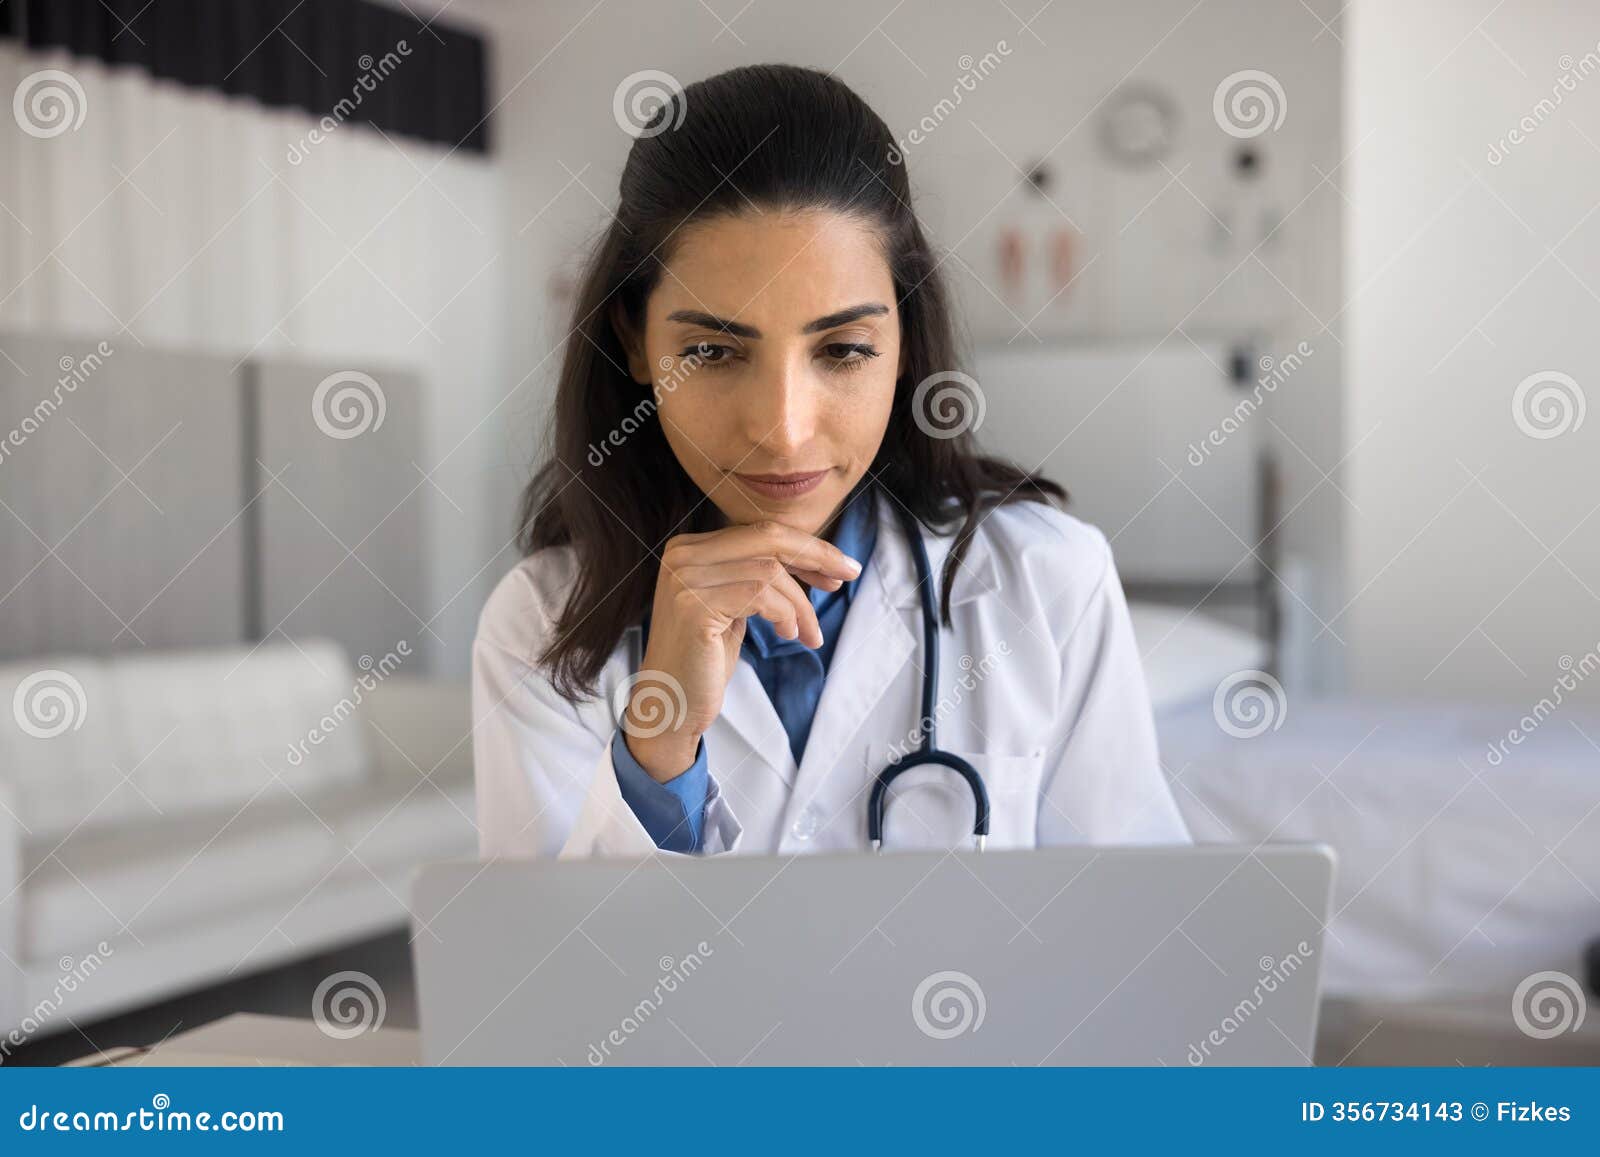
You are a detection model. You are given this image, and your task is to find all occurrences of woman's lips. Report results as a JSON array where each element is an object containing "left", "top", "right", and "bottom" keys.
[{"left": 732, "top": 469, "right": 829, "bottom": 500}]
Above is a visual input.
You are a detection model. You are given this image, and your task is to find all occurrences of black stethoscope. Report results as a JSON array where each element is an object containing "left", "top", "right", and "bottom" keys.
[
  {"left": 867, "top": 497, "right": 990, "bottom": 853},
  {"left": 626, "top": 486, "right": 991, "bottom": 852}
]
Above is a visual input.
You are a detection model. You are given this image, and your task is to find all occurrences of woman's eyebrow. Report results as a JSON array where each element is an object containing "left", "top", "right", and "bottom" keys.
[{"left": 664, "top": 302, "right": 890, "bottom": 339}]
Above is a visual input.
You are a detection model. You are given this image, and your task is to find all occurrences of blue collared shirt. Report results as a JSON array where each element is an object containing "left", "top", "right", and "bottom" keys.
[{"left": 610, "top": 484, "right": 880, "bottom": 852}]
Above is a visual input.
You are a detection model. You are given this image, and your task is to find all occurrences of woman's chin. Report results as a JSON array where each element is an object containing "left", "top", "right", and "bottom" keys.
[{"left": 705, "top": 475, "right": 842, "bottom": 534}]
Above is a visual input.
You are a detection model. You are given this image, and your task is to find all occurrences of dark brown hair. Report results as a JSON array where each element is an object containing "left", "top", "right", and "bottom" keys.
[{"left": 519, "top": 63, "right": 1065, "bottom": 701}]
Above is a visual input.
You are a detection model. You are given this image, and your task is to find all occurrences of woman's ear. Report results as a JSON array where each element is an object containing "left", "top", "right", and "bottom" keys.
[{"left": 609, "top": 300, "right": 653, "bottom": 386}]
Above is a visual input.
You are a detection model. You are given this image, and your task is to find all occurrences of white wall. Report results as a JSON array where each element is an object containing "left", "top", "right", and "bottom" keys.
[
  {"left": 0, "top": 39, "right": 508, "bottom": 678},
  {"left": 1345, "top": 1, "right": 1600, "bottom": 700},
  {"left": 459, "top": 0, "right": 1348, "bottom": 691}
]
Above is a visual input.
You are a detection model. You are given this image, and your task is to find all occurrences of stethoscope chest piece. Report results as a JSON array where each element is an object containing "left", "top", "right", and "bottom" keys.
[{"left": 867, "top": 748, "right": 991, "bottom": 854}]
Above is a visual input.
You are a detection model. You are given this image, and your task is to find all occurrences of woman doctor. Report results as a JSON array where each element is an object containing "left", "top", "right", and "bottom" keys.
[{"left": 473, "top": 63, "right": 1191, "bottom": 858}]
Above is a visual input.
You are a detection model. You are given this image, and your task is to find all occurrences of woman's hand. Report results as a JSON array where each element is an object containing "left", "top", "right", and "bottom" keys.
[{"left": 619, "top": 520, "right": 864, "bottom": 781}]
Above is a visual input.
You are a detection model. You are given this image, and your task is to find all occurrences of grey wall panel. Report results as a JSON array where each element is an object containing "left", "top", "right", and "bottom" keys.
[
  {"left": 972, "top": 340, "right": 1263, "bottom": 586},
  {"left": 253, "top": 361, "right": 427, "bottom": 673},
  {"left": 0, "top": 333, "right": 247, "bottom": 659}
]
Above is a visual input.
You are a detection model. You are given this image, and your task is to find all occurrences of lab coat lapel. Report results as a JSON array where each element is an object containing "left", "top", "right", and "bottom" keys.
[
  {"left": 714, "top": 491, "right": 1005, "bottom": 829},
  {"left": 716, "top": 643, "right": 799, "bottom": 787},
  {"left": 788, "top": 496, "right": 919, "bottom": 817}
]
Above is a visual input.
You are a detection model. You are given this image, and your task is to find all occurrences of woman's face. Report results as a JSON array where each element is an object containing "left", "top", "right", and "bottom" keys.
[{"left": 618, "top": 208, "right": 904, "bottom": 538}]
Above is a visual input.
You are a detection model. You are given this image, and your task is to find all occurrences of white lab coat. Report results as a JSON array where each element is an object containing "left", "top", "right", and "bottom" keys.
[{"left": 471, "top": 496, "right": 1191, "bottom": 858}]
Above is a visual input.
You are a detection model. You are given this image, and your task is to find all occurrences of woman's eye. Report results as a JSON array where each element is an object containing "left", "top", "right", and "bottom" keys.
[
  {"left": 676, "top": 342, "right": 880, "bottom": 374},
  {"left": 682, "top": 342, "right": 737, "bottom": 369},
  {"left": 823, "top": 343, "right": 881, "bottom": 373}
]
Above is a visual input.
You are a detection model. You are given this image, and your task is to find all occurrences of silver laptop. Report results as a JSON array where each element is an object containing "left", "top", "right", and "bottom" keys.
[{"left": 411, "top": 844, "right": 1335, "bottom": 1066}]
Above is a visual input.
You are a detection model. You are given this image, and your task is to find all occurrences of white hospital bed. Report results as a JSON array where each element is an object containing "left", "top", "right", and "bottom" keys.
[{"left": 1131, "top": 600, "right": 1600, "bottom": 1005}]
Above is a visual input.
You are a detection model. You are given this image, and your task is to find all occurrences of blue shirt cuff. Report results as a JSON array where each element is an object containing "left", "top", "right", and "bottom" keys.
[{"left": 611, "top": 729, "right": 710, "bottom": 853}]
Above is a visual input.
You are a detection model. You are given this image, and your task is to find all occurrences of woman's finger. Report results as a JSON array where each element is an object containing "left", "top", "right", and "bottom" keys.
[
  {"left": 670, "top": 557, "right": 844, "bottom": 595},
  {"left": 664, "top": 520, "right": 861, "bottom": 582},
  {"left": 686, "top": 581, "right": 802, "bottom": 645},
  {"left": 684, "top": 568, "right": 822, "bottom": 648},
  {"left": 729, "top": 565, "right": 823, "bottom": 649},
  {"left": 787, "top": 567, "right": 844, "bottom": 591}
]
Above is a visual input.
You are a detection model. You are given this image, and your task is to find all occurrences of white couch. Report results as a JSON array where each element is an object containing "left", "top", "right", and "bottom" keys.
[{"left": 0, "top": 640, "right": 473, "bottom": 1041}]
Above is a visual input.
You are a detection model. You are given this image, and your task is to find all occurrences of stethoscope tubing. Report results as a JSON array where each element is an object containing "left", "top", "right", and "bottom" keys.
[
  {"left": 867, "top": 496, "right": 990, "bottom": 852},
  {"left": 624, "top": 484, "right": 992, "bottom": 852}
]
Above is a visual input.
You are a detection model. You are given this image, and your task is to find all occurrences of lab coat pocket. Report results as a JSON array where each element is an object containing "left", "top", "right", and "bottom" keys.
[{"left": 867, "top": 745, "right": 1047, "bottom": 851}]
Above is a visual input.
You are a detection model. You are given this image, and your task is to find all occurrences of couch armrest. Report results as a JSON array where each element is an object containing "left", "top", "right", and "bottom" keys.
[
  {"left": 0, "top": 779, "right": 22, "bottom": 1034},
  {"left": 359, "top": 677, "right": 472, "bottom": 786}
]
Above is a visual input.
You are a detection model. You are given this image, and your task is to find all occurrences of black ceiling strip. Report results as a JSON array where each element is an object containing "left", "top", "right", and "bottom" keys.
[{"left": 0, "top": 0, "right": 490, "bottom": 154}]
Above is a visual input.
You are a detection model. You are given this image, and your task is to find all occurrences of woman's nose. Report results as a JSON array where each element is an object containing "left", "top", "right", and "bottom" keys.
[{"left": 745, "top": 359, "right": 818, "bottom": 457}]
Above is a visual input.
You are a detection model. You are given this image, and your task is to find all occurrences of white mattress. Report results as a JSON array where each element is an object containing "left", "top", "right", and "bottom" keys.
[
  {"left": 1156, "top": 695, "right": 1600, "bottom": 1001},
  {"left": 1126, "top": 600, "right": 1269, "bottom": 714}
]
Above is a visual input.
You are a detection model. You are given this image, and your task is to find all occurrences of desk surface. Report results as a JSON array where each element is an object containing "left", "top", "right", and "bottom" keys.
[
  {"left": 65, "top": 996, "right": 1600, "bottom": 1067},
  {"left": 68, "top": 1014, "right": 420, "bottom": 1067}
]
